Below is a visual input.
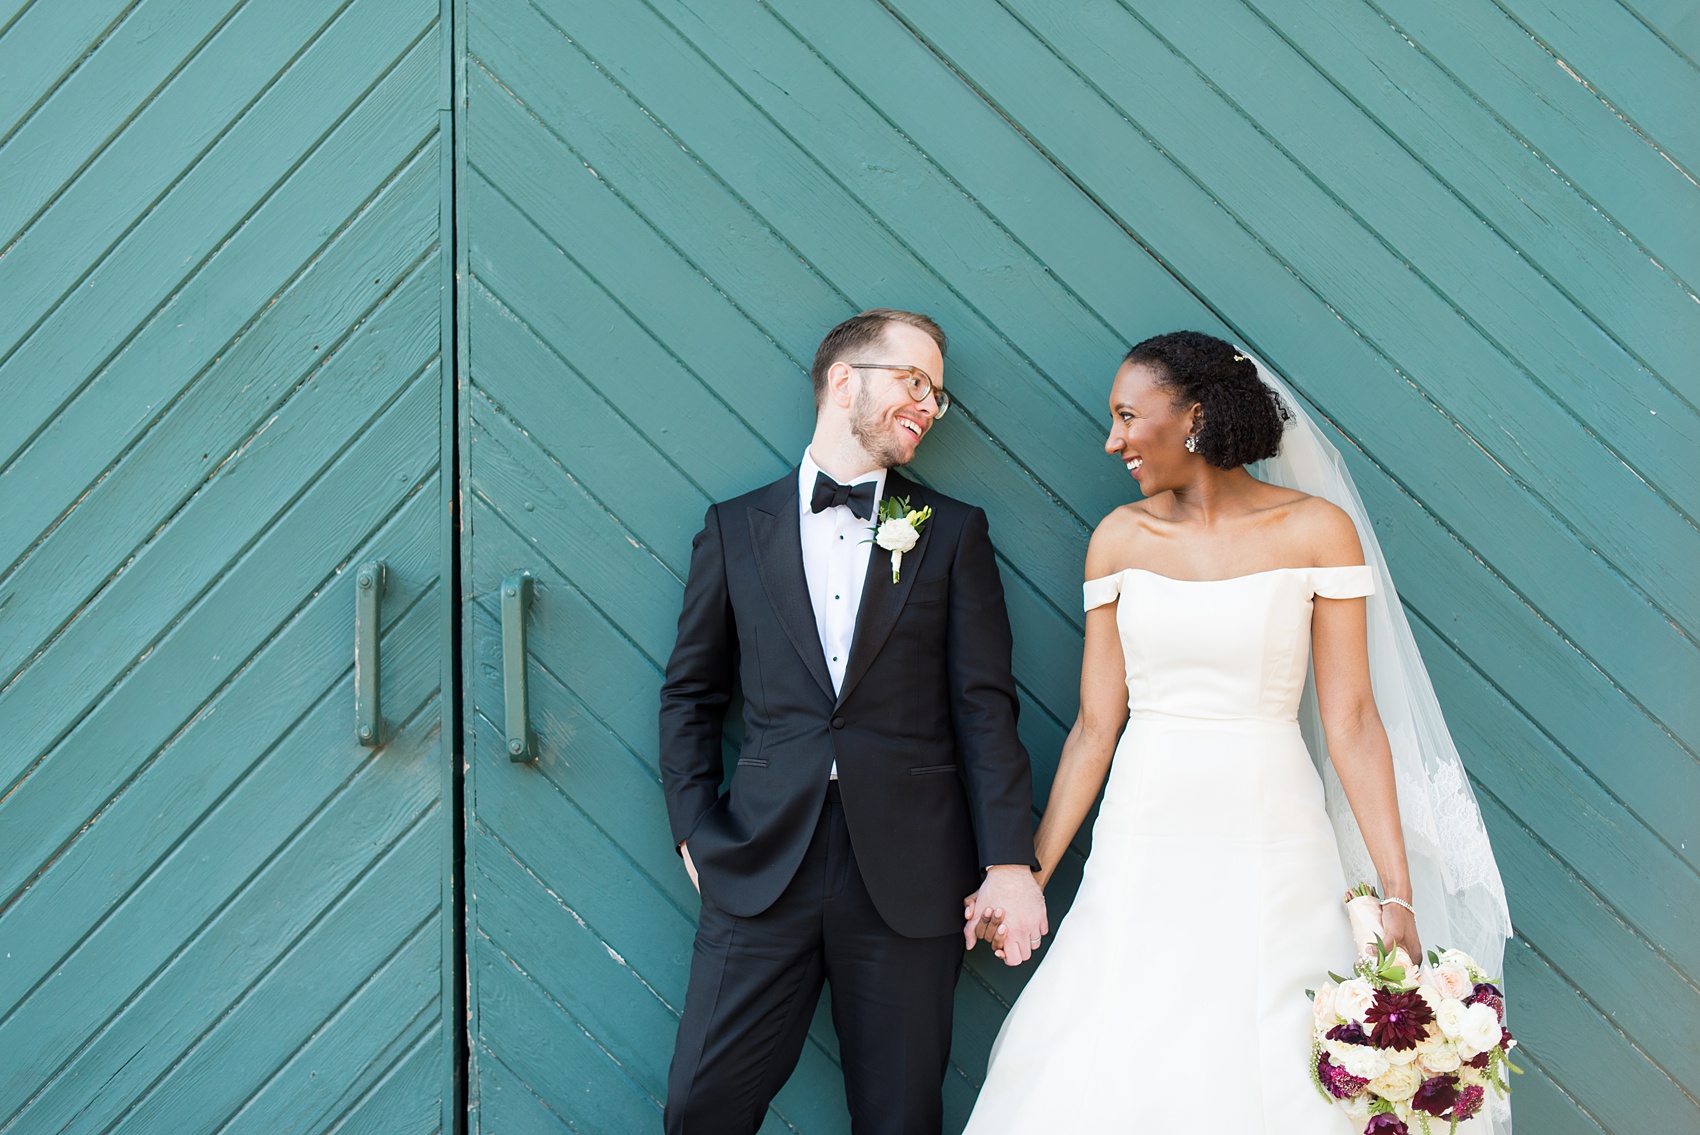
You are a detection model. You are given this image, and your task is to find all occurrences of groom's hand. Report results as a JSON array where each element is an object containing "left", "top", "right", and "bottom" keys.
[
  {"left": 970, "top": 866, "right": 1047, "bottom": 966},
  {"left": 679, "top": 841, "right": 700, "bottom": 893}
]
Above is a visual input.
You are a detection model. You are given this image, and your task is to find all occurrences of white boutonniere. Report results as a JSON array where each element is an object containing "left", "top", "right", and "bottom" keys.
[{"left": 870, "top": 496, "right": 932, "bottom": 583}]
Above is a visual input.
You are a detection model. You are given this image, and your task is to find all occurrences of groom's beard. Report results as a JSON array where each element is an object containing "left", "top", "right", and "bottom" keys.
[{"left": 849, "top": 379, "right": 913, "bottom": 469}]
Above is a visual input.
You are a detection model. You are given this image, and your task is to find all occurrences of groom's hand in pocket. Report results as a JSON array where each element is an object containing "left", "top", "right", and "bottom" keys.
[{"left": 679, "top": 841, "right": 700, "bottom": 893}]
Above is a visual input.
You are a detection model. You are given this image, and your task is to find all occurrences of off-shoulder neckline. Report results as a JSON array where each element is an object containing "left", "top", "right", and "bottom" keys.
[{"left": 1087, "top": 564, "right": 1370, "bottom": 586}]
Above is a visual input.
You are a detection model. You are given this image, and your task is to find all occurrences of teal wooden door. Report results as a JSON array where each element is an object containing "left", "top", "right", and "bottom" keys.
[
  {"left": 459, "top": 2, "right": 1696, "bottom": 1133},
  {"left": 0, "top": 1, "right": 458, "bottom": 1132}
]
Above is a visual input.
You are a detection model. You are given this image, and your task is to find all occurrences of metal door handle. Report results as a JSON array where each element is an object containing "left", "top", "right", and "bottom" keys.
[
  {"left": 355, "top": 561, "right": 387, "bottom": 746},
  {"left": 502, "top": 572, "right": 534, "bottom": 762}
]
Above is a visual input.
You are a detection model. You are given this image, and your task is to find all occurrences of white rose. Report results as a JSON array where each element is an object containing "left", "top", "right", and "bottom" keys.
[
  {"left": 875, "top": 516, "right": 919, "bottom": 552},
  {"left": 1312, "top": 985, "right": 1339, "bottom": 1029},
  {"left": 1368, "top": 1060, "right": 1423, "bottom": 1102},
  {"left": 1384, "top": 1043, "right": 1420, "bottom": 1066},
  {"left": 1459, "top": 1001, "right": 1503, "bottom": 1053},
  {"left": 1434, "top": 999, "right": 1469, "bottom": 1039},
  {"left": 1335, "top": 978, "right": 1376, "bottom": 1024},
  {"left": 1417, "top": 1038, "right": 1463, "bottom": 1074},
  {"left": 1331, "top": 1041, "right": 1390, "bottom": 1081},
  {"left": 1437, "top": 948, "right": 1477, "bottom": 972},
  {"left": 1430, "top": 962, "right": 1474, "bottom": 1002}
]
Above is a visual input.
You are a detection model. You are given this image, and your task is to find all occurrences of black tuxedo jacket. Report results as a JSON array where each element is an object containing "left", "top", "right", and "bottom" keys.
[{"left": 659, "top": 468, "right": 1036, "bottom": 938}]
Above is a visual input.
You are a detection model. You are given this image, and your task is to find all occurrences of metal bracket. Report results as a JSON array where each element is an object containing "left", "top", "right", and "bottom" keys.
[
  {"left": 502, "top": 572, "right": 535, "bottom": 762},
  {"left": 355, "top": 560, "right": 387, "bottom": 747}
]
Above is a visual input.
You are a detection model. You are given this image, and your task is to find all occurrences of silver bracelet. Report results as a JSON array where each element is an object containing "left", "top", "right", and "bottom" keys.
[{"left": 1379, "top": 896, "right": 1416, "bottom": 916}]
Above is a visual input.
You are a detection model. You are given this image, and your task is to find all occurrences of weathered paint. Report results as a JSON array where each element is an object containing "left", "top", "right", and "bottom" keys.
[
  {"left": 1, "top": 2, "right": 1691, "bottom": 1133},
  {"left": 458, "top": 2, "right": 1697, "bottom": 1133},
  {"left": 0, "top": 1, "right": 455, "bottom": 1131}
]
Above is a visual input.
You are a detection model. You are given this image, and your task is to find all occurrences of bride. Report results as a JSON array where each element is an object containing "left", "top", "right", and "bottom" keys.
[{"left": 963, "top": 332, "right": 1511, "bottom": 1133}]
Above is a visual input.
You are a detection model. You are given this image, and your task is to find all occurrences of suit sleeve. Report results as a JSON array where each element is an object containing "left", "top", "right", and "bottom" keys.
[
  {"left": 946, "top": 506, "right": 1039, "bottom": 869},
  {"left": 659, "top": 503, "right": 736, "bottom": 849}
]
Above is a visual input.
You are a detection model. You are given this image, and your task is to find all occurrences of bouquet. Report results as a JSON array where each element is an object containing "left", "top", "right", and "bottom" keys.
[{"left": 1309, "top": 884, "right": 1517, "bottom": 1134}]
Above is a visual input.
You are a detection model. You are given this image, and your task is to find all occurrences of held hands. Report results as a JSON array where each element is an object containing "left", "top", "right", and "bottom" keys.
[{"left": 962, "top": 865, "right": 1047, "bottom": 966}]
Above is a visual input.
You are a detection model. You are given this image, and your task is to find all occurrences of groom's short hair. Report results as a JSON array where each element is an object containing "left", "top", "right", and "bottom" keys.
[{"left": 810, "top": 309, "right": 947, "bottom": 410}]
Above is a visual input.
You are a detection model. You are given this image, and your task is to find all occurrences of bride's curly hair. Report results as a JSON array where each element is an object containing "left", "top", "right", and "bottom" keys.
[{"left": 1123, "top": 331, "right": 1290, "bottom": 469}]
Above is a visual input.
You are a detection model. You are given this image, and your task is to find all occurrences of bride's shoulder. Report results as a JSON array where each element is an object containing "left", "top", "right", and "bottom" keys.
[
  {"left": 1280, "top": 494, "right": 1364, "bottom": 565},
  {"left": 1085, "top": 502, "right": 1159, "bottom": 576}
]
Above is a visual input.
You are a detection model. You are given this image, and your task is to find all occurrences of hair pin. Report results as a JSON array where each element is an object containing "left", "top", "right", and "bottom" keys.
[{"left": 1233, "top": 353, "right": 1248, "bottom": 362}]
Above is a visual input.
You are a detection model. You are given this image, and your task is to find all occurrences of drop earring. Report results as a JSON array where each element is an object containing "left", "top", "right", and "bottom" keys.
[{"left": 1185, "top": 435, "right": 1199, "bottom": 453}]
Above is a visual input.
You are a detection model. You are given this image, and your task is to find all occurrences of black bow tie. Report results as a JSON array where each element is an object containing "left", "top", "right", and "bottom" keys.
[{"left": 810, "top": 470, "right": 877, "bottom": 520}]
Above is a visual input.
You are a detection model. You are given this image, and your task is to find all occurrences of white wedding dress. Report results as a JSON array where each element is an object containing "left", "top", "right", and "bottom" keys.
[{"left": 965, "top": 565, "right": 1374, "bottom": 1133}]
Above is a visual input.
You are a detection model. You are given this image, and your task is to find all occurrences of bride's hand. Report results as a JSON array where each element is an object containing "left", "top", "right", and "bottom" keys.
[{"left": 1381, "top": 902, "right": 1422, "bottom": 965}]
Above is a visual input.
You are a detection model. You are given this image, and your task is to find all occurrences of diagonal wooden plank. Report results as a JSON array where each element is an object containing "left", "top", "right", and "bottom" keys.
[
  {"left": 0, "top": 0, "right": 134, "bottom": 147},
  {"left": 0, "top": 12, "right": 437, "bottom": 475},
  {"left": 1374, "top": 0, "right": 1699, "bottom": 303},
  {"left": 1621, "top": 0, "right": 1700, "bottom": 64},
  {"left": 1476, "top": 789, "right": 1698, "bottom": 1100},
  {"left": 1425, "top": 616, "right": 1700, "bottom": 985},
  {"left": 230, "top": 1004, "right": 443, "bottom": 1135},
  {"left": 0, "top": 368, "right": 441, "bottom": 889},
  {"left": 129, "top": 912, "right": 439, "bottom": 1135},
  {"left": 463, "top": 99, "right": 1097, "bottom": 610},
  {"left": 1503, "top": 933, "right": 1699, "bottom": 1131},
  {"left": 322, "top": 1022, "right": 444, "bottom": 1135},
  {"left": 876, "top": 0, "right": 1700, "bottom": 753},
  {"left": 0, "top": 606, "right": 442, "bottom": 1126},
  {"left": 1240, "top": 0, "right": 1699, "bottom": 409},
  {"left": 0, "top": 496, "right": 438, "bottom": 1015},
  {"left": 1126, "top": 0, "right": 1698, "bottom": 503},
  {"left": 0, "top": 0, "right": 254, "bottom": 250},
  {"left": 990, "top": 0, "right": 1698, "bottom": 634},
  {"left": 0, "top": 200, "right": 440, "bottom": 674},
  {"left": 473, "top": 0, "right": 1127, "bottom": 527},
  {"left": 1493, "top": 0, "right": 1700, "bottom": 177},
  {"left": 471, "top": 944, "right": 664, "bottom": 1131},
  {"left": 471, "top": 1046, "right": 574, "bottom": 1135}
]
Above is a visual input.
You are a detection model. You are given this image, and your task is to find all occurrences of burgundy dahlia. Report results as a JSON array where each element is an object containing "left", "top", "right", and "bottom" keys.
[
  {"left": 1453, "top": 1084, "right": 1487, "bottom": 1120},
  {"left": 1412, "top": 1074, "right": 1462, "bottom": 1118},
  {"left": 1469, "top": 982, "right": 1506, "bottom": 1022},
  {"left": 1317, "top": 1053, "right": 1370, "bottom": 1100},
  {"left": 1365, "top": 989, "right": 1435, "bottom": 1051},
  {"left": 1328, "top": 1022, "right": 1371, "bottom": 1045},
  {"left": 1364, "top": 1115, "right": 1409, "bottom": 1134},
  {"left": 1466, "top": 1049, "right": 1492, "bottom": 1070}
]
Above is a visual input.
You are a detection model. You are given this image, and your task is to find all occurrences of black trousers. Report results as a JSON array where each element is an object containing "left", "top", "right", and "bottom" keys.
[{"left": 665, "top": 783, "right": 966, "bottom": 1135}]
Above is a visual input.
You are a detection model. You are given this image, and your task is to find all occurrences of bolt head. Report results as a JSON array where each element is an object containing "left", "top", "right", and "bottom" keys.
[
  {"left": 505, "top": 586, "right": 517, "bottom": 597},
  {"left": 508, "top": 739, "right": 525, "bottom": 755},
  {"left": 360, "top": 726, "right": 373, "bottom": 740},
  {"left": 358, "top": 575, "right": 371, "bottom": 588}
]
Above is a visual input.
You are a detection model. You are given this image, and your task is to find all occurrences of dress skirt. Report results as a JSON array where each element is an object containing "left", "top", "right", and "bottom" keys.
[{"left": 965, "top": 712, "right": 1359, "bottom": 1133}]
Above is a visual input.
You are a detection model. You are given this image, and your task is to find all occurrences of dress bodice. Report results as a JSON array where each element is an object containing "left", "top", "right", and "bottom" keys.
[{"left": 1083, "top": 566, "right": 1375, "bottom": 722}]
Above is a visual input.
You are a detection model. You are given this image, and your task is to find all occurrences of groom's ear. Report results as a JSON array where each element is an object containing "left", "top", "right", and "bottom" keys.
[{"left": 825, "top": 361, "right": 857, "bottom": 412}]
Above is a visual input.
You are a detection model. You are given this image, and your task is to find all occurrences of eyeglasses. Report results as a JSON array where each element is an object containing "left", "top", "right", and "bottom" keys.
[{"left": 845, "top": 363, "right": 951, "bottom": 418}]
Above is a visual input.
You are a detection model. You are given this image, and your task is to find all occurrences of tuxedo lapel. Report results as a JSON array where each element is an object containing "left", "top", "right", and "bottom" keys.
[
  {"left": 835, "top": 470, "right": 933, "bottom": 707},
  {"left": 747, "top": 474, "right": 835, "bottom": 701}
]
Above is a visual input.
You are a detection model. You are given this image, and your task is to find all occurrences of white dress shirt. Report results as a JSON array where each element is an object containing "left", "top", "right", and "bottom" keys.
[{"left": 799, "top": 449, "right": 885, "bottom": 778}]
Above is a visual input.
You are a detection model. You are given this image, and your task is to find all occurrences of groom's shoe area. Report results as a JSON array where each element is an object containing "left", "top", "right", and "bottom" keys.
[{"left": 666, "top": 783, "right": 962, "bottom": 1135}]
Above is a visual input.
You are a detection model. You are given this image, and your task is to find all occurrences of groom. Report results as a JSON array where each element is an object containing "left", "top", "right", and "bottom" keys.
[{"left": 660, "top": 309, "right": 1045, "bottom": 1134}]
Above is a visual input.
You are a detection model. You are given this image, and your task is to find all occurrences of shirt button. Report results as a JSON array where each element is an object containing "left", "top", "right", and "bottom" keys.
[{"left": 831, "top": 716, "right": 846, "bottom": 729}]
